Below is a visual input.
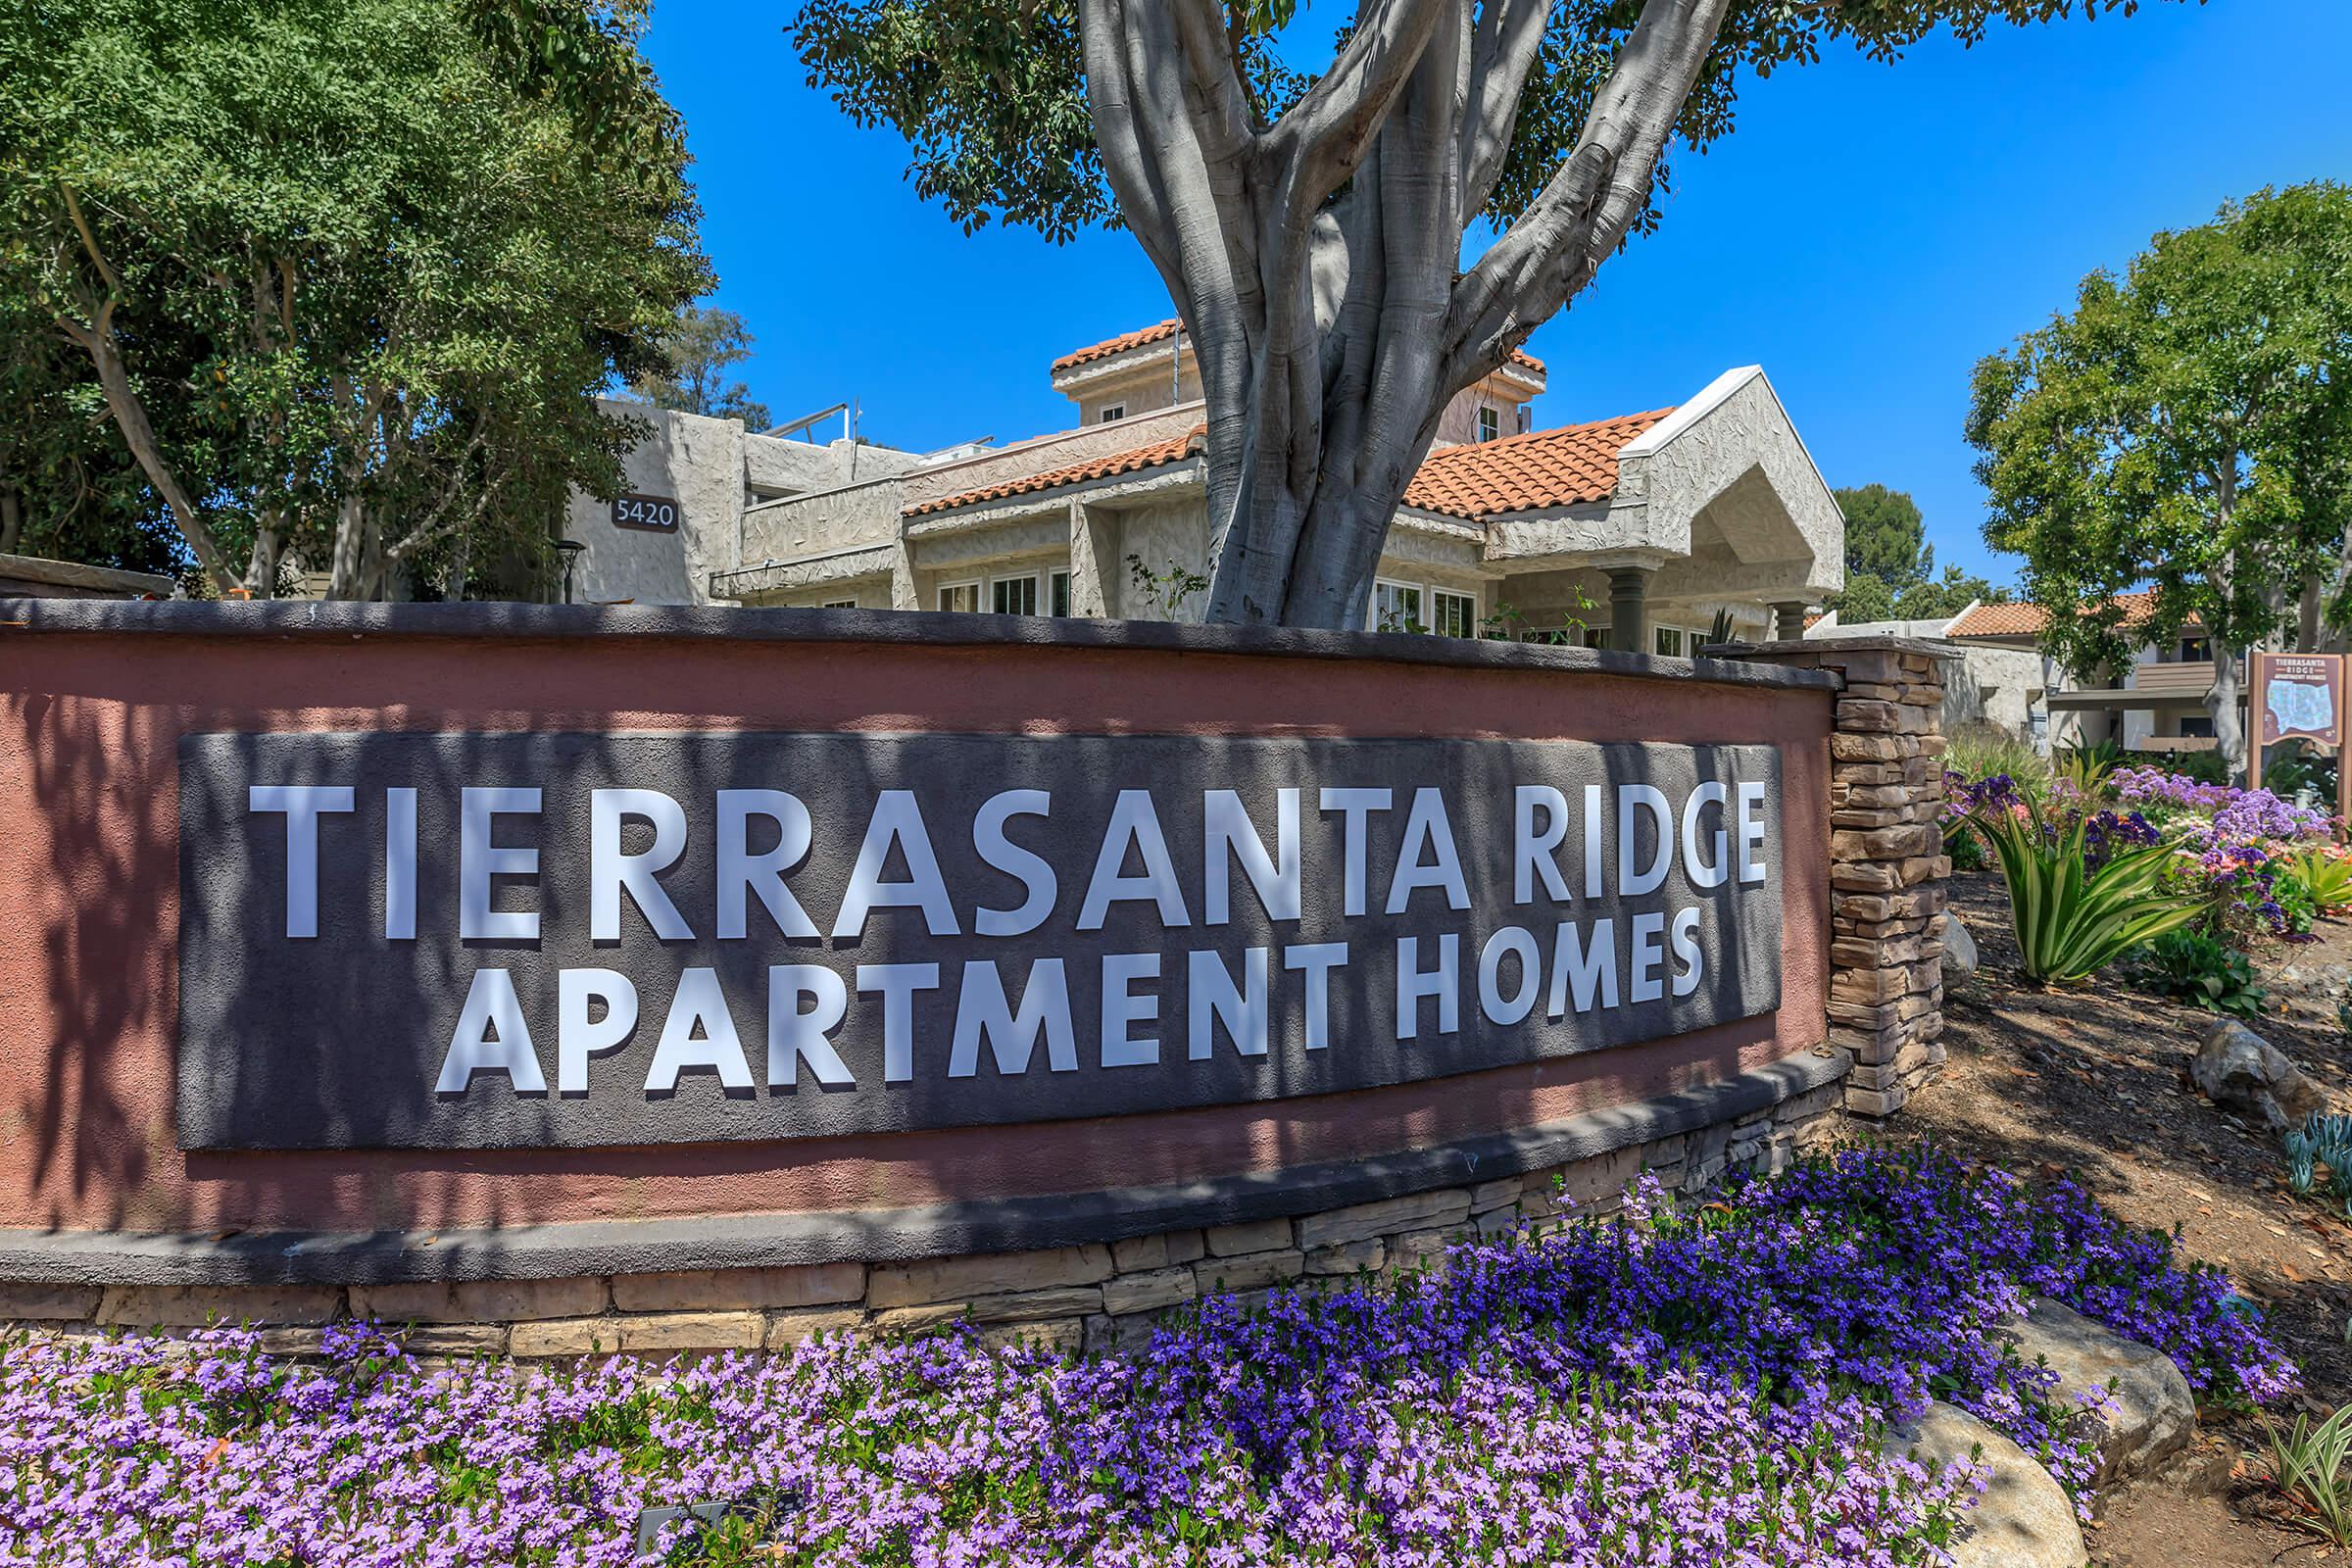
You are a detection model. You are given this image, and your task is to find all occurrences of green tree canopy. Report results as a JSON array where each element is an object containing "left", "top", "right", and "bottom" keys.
[
  {"left": 1834, "top": 483, "right": 1932, "bottom": 588},
  {"left": 1968, "top": 180, "right": 2352, "bottom": 777},
  {"left": 789, "top": 0, "right": 2168, "bottom": 627},
  {"left": 1832, "top": 564, "right": 2009, "bottom": 625},
  {"left": 0, "top": 0, "right": 710, "bottom": 599},
  {"left": 630, "top": 304, "right": 774, "bottom": 431}
]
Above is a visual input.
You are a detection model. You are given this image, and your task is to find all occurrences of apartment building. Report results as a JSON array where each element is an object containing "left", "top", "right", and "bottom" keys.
[{"left": 565, "top": 321, "right": 1846, "bottom": 651}]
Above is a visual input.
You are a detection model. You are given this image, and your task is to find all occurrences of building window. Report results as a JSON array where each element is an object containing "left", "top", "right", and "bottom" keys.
[
  {"left": 1050, "top": 569, "right": 1073, "bottom": 617},
  {"left": 938, "top": 581, "right": 981, "bottom": 612},
  {"left": 991, "top": 574, "right": 1040, "bottom": 615},
  {"left": 1100, "top": 404, "right": 1126, "bottom": 423},
  {"left": 1584, "top": 625, "right": 1610, "bottom": 650},
  {"left": 821, "top": 597, "right": 858, "bottom": 610},
  {"left": 1654, "top": 625, "right": 1684, "bottom": 657},
  {"left": 1431, "top": 588, "right": 1478, "bottom": 638},
  {"left": 1372, "top": 579, "right": 1424, "bottom": 633},
  {"left": 2179, "top": 636, "right": 2211, "bottom": 663},
  {"left": 1477, "top": 405, "right": 1500, "bottom": 443},
  {"left": 2180, "top": 715, "right": 2216, "bottom": 739}
]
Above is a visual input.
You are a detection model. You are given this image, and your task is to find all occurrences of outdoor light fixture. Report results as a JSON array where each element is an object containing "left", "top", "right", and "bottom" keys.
[{"left": 554, "top": 538, "right": 587, "bottom": 604}]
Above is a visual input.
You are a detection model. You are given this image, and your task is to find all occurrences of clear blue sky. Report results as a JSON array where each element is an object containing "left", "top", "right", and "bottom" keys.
[{"left": 642, "top": 0, "right": 2351, "bottom": 589}]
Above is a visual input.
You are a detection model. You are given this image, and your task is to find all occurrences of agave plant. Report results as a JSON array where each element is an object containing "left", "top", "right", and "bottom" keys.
[
  {"left": 1958, "top": 783, "right": 2203, "bottom": 984},
  {"left": 2282, "top": 846, "right": 2352, "bottom": 915},
  {"left": 2286, "top": 1126, "right": 2322, "bottom": 1195}
]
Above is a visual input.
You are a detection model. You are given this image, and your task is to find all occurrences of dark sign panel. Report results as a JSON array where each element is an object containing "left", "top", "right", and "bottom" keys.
[
  {"left": 611, "top": 493, "right": 679, "bottom": 532},
  {"left": 177, "top": 732, "right": 1784, "bottom": 1151}
]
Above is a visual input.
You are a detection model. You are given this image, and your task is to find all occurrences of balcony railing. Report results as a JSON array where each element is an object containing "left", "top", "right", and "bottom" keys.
[{"left": 2127, "top": 660, "right": 2230, "bottom": 698}]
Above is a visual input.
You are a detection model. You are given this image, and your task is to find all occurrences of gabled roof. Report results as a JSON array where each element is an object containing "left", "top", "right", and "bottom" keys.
[
  {"left": 1052, "top": 319, "right": 1547, "bottom": 378},
  {"left": 1946, "top": 592, "right": 2164, "bottom": 640},
  {"left": 907, "top": 426, "right": 1205, "bottom": 517},
  {"left": 1402, "top": 408, "right": 1674, "bottom": 519}
]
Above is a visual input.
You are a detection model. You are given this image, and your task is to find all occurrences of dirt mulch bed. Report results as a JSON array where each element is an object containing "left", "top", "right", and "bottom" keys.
[{"left": 1855, "top": 869, "right": 2352, "bottom": 1564}]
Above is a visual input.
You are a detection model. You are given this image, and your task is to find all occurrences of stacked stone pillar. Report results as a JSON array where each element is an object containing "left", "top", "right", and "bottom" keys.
[{"left": 1727, "top": 636, "right": 1958, "bottom": 1118}]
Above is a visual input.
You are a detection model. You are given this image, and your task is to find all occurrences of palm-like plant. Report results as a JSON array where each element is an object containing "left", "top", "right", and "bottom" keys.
[{"left": 1960, "top": 784, "right": 2202, "bottom": 984}]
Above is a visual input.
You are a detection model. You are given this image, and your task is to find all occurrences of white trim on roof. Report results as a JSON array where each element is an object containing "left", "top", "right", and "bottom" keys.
[{"left": 1618, "top": 366, "right": 1838, "bottom": 520}]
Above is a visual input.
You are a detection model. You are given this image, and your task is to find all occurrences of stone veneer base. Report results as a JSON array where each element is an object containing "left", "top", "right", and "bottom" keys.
[{"left": 0, "top": 1048, "right": 1849, "bottom": 1357}]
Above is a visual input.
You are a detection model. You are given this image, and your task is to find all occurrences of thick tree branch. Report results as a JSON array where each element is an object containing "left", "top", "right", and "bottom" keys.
[
  {"left": 1440, "top": 0, "right": 1729, "bottom": 390},
  {"left": 1459, "top": 0, "right": 1553, "bottom": 215},
  {"left": 1264, "top": 0, "right": 1449, "bottom": 211},
  {"left": 1168, "top": 0, "right": 1253, "bottom": 165},
  {"left": 52, "top": 278, "right": 239, "bottom": 595}
]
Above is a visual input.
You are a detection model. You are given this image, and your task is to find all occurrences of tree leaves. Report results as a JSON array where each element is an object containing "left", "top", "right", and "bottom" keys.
[
  {"left": 1, "top": 0, "right": 712, "bottom": 597},
  {"left": 1968, "top": 181, "right": 2352, "bottom": 683}
]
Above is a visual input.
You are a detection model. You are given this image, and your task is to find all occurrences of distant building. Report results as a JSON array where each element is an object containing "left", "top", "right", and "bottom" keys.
[
  {"left": 1944, "top": 594, "right": 2226, "bottom": 755},
  {"left": 655, "top": 321, "right": 1842, "bottom": 651},
  {"left": 1807, "top": 591, "right": 2245, "bottom": 754}
]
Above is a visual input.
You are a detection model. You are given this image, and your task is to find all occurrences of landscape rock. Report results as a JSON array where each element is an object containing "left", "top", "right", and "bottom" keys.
[
  {"left": 2190, "top": 1019, "right": 2327, "bottom": 1133},
  {"left": 1941, "top": 917, "right": 1980, "bottom": 984},
  {"left": 1884, "top": 1401, "right": 2085, "bottom": 1568},
  {"left": 1999, "top": 1298, "right": 2193, "bottom": 1486}
]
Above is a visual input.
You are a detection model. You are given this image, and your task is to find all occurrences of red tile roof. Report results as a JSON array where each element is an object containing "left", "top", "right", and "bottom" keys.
[
  {"left": 907, "top": 426, "right": 1205, "bottom": 517},
  {"left": 1052, "top": 319, "right": 1547, "bottom": 378},
  {"left": 1946, "top": 592, "right": 2165, "bottom": 640},
  {"left": 908, "top": 404, "right": 1681, "bottom": 521},
  {"left": 1401, "top": 408, "right": 1675, "bottom": 519}
]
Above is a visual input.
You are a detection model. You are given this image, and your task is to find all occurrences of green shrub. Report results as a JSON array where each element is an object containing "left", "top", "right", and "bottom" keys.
[
  {"left": 2268, "top": 746, "right": 2340, "bottom": 808},
  {"left": 1947, "top": 720, "right": 2049, "bottom": 793},
  {"left": 2122, "top": 929, "right": 2268, "bottom": 1018},
  {"left": 1959, "top": 784, "right": 2203, "bottom": 983},
  {"left": 1949, "top": 825, "right": 1990, "bottom": 872}
]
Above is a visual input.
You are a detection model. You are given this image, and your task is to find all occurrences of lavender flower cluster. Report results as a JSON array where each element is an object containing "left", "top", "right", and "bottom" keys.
[
  {"left": 1943, "top": 773, "right": 2160, "bottom": 871},
  {"left": 0, "top": 1149, "right": 2294, "bottom": 1568},
  {"left": 2110, "top": 767, "right": 2333, "bottom": 843}
]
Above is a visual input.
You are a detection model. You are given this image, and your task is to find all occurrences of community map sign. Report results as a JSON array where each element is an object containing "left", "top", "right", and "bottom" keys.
[
  {"left": 176, "top": 732, "right": 1785, "bottom": 1151},
  {"left": 2256, "top": 654, "right": 2344, "bottom": 749}
]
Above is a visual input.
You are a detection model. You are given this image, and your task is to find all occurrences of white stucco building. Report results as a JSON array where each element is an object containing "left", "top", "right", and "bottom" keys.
[{"left": 564, "top": 322, "right": 1846, "bottom": 651}]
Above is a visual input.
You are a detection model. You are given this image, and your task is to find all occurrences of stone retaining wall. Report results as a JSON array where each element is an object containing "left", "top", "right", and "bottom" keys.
[{"left": 0, "top": 1077, "right": 1845, "bottom": 1356}]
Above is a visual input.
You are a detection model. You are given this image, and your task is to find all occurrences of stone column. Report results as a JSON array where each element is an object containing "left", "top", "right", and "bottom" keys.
[
  {"left": 1729, "top": 636, "right": 1958, "bottom": 1119},
  {"left": 1606, "top": 567, "right": 1651, "bottom": 655},
  {"left": 1771, "top": 601, "right": 1807, "bottom": 641}
]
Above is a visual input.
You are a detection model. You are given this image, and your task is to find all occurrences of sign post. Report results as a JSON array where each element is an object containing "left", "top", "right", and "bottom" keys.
[{"left": 2247, "top": 652, "right": 2352, "bottom": 828}]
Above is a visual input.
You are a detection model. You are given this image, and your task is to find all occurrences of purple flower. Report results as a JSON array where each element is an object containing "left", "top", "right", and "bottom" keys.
[{"left": 0, "top": 1148, "right": 2292, "bottom": 1565}]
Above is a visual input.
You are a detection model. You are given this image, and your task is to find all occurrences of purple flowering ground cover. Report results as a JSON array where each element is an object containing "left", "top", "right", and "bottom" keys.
[{"left": 0, "top": 1148, "right": 2298, "bottom": 1568}]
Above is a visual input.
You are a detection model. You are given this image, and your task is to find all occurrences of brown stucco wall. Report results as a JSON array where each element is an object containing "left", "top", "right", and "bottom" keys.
[{"left": 0, "top": 607, "right": 1832, "bottom": 1245}]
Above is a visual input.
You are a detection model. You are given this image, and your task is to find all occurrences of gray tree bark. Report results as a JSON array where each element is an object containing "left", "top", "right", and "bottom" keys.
[
  {"left": 2208, "top": 639, "right": 2247, "bottom": 784},
  {"left": 1076, "top": 0, "right": 1730, "bottom": 627}
]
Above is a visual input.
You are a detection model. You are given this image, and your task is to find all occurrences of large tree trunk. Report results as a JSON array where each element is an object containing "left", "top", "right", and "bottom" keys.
[
  {"left": 2208, "top": 641, "right": 2248, "bottom": 784},
  {"left": 1078, "top": 0, "right": 1730, "bottom": 627}
]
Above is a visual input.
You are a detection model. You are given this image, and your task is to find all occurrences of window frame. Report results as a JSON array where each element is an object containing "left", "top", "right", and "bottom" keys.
[
  {"left": 820, "top": 597, "right": 858, "bottom": 611},
  {"left": 1369, "top": 577, "right": 1426, "bottom": 633},
  {"left": 1099, "top": 403, "right": 1127, "bottom": 423},
  {"left": 1049, "top": 568, "right": 1074, "bottom": 617},
  {"left": 1476, "top": 405, "right": 1500, "bottom": 443},
  {"left": 936, "top": 579, "right": 982, "bottom": 613},
  {"left": 989, "top": 571, "right": 1043, "bottom": 616},
  {"left": 1430, "top": 586, "right": 1478, "bottom": 638}
]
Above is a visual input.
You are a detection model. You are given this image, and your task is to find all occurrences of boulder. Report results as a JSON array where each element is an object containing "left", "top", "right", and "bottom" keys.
[
  {"left": 1885, "top": 1401, "right": 2086, "bottom": 1568},
  {"left": 2190, "top": 1019, "right": 2326, "bottom": 1134},
  {"left": 1942, "top": 917, "right": 1981, "bottom": 984},
  {"left": 1999, "top": 1298, "right": 2194, "bottom": 1486}
]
